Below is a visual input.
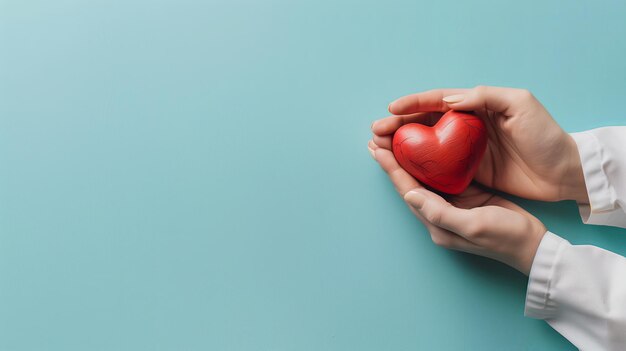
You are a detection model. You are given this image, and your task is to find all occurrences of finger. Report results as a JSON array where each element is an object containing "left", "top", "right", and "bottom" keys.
[
  {"left": 372, "top": 135, "right": 392, "bottom": 150},
  {"left": 404, "top": 189, "right": 481, "bottom": 239},
  {"left": 426, "top": 224, "right": 481, "bottom": 252},
  {"left": 368, "top": 139, "right": 378, "bottom": 150},
  {"left": 374, "top": 148, "right": 423, "bottom": 196},
  {"left": 371, "top": 112, "right": 443, "bottom": 136},
  {"left": 443, "top": 85, "right": 532, "bottom": 115},
  {"left": 407, "top": 196, "right": 482, "bottom": 252},
  {"left": 367, "top": 140, "right": 376, "bottom": 159},
  {"left": 374, "top": 147, "right": 432, "bottom": 229},
  {"left": 388, "top": 89, "right": 468, "bottom": 115},
  {"left": 375, "top": 145, "right": 483, "bottom": 253}
]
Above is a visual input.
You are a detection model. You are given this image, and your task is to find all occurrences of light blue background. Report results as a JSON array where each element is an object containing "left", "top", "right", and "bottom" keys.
[{"left": 2, "top": 0, "right": 626, "bottom": 350}]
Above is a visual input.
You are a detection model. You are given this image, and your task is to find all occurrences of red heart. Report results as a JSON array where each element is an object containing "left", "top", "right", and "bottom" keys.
[{"left": 392, "top": 110, "right": 487, "bottom": 195}]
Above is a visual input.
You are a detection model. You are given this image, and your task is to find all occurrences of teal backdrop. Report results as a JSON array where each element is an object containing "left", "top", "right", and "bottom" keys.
[{"left": 2, "top": 0, "right": 626, "bottom": 350}]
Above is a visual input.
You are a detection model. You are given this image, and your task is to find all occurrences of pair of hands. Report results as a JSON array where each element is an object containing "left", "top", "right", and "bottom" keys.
[{"left": 368, "top": 86, "right": 588, "bottom": 275}]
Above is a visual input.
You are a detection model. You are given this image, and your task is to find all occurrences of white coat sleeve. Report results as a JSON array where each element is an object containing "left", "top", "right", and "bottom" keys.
[
  {"left": 571, "top": 127, "right": 626, "bottom": 228},
  {"left": 524, "top": 127, "right": 626, "bottom": 350},
  {"left": 525, "top": 232, "right": 626, "bottom": 350}
]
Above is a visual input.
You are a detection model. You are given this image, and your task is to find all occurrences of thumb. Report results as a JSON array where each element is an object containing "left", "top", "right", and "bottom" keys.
[
  {"left": 404, "top": 189, "right": 477, "bottom": 237},
  {"left": 441, "top": 86, "right": 532, "bottom": 115}
]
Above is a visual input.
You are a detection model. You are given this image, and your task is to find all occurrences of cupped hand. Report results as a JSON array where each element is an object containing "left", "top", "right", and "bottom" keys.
[
  {"left": 370, "top": 86, "right": 588, "bottom": 203},
  {"left": 368, "top": 141, "right": 546, "bottom": 275}
]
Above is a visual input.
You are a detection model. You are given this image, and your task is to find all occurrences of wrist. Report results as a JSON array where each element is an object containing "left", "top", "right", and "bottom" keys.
[
  {"left": 516, "top": 223, "right": 546, "bottom": 276},
  {"left": 560, "top": 135, "right": 589, "bottom": 204}
]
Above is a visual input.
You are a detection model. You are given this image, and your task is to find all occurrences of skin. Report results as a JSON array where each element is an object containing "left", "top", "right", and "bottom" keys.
[{"left": 368, "top": 86, "right": 589, "bottom": 275}]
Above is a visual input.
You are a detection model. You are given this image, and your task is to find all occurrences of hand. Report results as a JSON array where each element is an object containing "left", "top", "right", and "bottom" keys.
[
  {"left": 368, "top": 142, "right": 546, "bottom": 275},
  {"left": 370, "top": 86, "right": 589, "bottom": 203}
]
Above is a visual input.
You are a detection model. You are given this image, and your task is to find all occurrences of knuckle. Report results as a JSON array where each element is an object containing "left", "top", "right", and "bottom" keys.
[
  {"left": 465, "top": 223, "right": 484, "bottom": 239},
  {"left": 388, "top": 167, "right": 403, "bottom": 178},
  {"left": 516, "top": 88, "right": 535, "bottom": 101},
  {"left": 424, "top": 208, "right": 442, "bottom": 226},
  {"left": 473, "top": 85, "right": 488, "bottom": 95},
  {"left": 430, "top": 233, "right": 451, "bottom": 248},
  {"left": 464, "top": 210, "right": 486, "bottom": 238}
]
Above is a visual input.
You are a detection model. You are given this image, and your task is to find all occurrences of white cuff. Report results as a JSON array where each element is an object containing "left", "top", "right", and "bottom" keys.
[
  {"left": 570, "top": 131, "right": 617, "bottom": 225},
  {"left": 524, "top": 231, "right": 569, "bottom": 320}
]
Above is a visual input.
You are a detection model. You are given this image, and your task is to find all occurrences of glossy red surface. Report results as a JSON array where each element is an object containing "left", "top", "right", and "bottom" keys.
[{"left": 392, "top": 111, "right": 487, "bottom": 194}]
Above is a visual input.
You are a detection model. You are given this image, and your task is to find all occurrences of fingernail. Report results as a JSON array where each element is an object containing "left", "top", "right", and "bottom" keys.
[
  {"left": 387, "top": 103, "right": 392, "bottom": 112},
  {"left": 404, "top": 190, "right": 425, "bottom": 208},
  {"left": 371, "top": 121, "right": 376, "bottom": 131},
  {"left": 442, "top": 94, "right": 465, "bottom": 104},
  {"left": 368, "top": 146, "right": 376, "bottom": 160}
]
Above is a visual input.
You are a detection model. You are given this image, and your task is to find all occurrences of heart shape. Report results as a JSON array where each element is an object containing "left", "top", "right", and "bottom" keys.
[{"left": 392, "top": 110, "right": 487, "bottom": 194}]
